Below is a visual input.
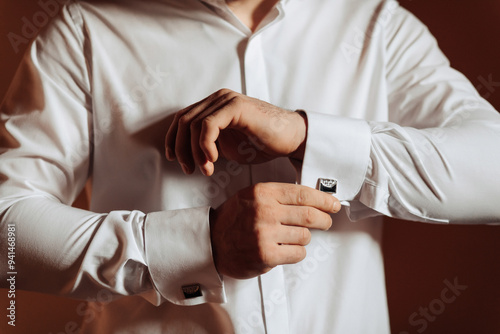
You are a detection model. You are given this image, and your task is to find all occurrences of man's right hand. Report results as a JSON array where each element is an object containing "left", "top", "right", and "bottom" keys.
[{"left": 210, "top": 183, "right": 341, "bottom": 279}]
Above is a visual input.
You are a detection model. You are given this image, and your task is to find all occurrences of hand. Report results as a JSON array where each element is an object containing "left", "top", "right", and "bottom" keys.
[
  {"left": 209, "top": 183, "right": 341, "bottom": 279},
  {"left": 165, "top": 89, "right": 307, "bottom": 176}
]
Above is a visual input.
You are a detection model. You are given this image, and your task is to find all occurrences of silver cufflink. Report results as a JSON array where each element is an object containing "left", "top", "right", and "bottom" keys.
[{"left": 318, "top": 178, "right": 337, "bottom": 194}]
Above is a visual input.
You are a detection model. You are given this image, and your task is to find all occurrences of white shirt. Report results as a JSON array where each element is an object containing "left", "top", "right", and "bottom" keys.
[{"left": 1, "top": 0, "right": 499, "bottom": 333}]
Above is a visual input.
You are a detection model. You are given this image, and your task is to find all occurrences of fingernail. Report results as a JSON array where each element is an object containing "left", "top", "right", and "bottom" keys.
[
  {"left": 333, "top": 201, "right": 341, "bottom": 212},
  {"left": 200, "top": 161, "right": 213, "bottom": 176}
]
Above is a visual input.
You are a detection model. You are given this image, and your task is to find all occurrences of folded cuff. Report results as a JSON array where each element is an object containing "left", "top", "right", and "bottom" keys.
[
  {"left": 144, "top": 207, "right": 226, "bottom": 306},
  {"left": 300, "top": 111, "right": 371, "bottom": 201}
]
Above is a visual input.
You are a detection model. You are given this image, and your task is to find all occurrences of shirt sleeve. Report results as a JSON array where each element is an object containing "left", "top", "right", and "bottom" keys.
[
  {"left": 0, "top": 3, "right": 224, "bottom": 306},
  {"left": 299, "top": 2, "right": 500, "bottom": 224}
]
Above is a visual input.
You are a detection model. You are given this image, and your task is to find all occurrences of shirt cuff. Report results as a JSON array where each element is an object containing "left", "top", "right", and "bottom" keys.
[
  {"left": 300, "top": 111, "right": 371, "bottom": 201},
  {"left": 144, "top": 207, "right": 226, "bottom": 306}
]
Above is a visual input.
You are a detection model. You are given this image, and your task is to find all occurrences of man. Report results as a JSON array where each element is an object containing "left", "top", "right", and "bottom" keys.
[{"left": 1, "top": 0, "right": 499, "bottom": 333}]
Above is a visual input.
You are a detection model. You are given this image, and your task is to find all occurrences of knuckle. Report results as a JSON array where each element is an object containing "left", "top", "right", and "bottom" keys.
[
  {"left": 226, "top": 96, "right": 239, "bottom": 107},
  {"left": 299, "top": 228, "right": 311, "bottom": 245},
  {"left": 297, "top": 188, "right": 309, "bottom": 206},
  {"left": 257, "top": 244, "right": 272, "bottom": 266},
  {"left": 303, "top": 207, "right": 315, "bottom": 225},
  {"left": 216, "top": 88, "right": 232, "bottom": 96},
  {"left": 233, "top": 94, "right": 247, "bottom": 104},
  {"left": 189, "top": 120, "right": 199, "bottom": 131},
  {"left": 201, "top": 116, "right": 215, "bottom": 129},
  {"left": 173, "top": 110, "right": 186, "bottom": 121},
  {"left": 227, "top": 93, "right": 244, "bottom": 106},
  {"left": 178, "top": 114, "right": 190, "bottom": 126},
  {"left": 252, "top": 183, "right": 267, "bottom": 199}
]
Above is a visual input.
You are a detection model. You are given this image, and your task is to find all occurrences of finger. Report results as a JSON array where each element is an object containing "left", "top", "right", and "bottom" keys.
[
  {"left": 190, "top": 116, "right": 209, "bottom": 175},
  {"left": 165, "top": 110, "right": 185, "bottom": 161},
  {"left": 279, "top": 206, "right": 333, "bottom": 231},
  {"left": 165, "top": 91, "right": 228, "bottom": 162},
  {"left": 275, "top": 225, "right": 312, "bottom": 246},
  {"left": 171, "top": 95, "right": 231, "bottom": 173},
  {"left": 199, "top": 96, "right": 242, "bottom": 163},
  {"left": 267, "top": 244, "right": 307, "bottom": 267},
  {"left": 272, "top": 183, "right": 341, "bottom": 214},
  {"left": 191, "top": 97, "right": 237, "bottom": 175},
  {"left": 174, "top": 113, "right": 197, "bottom": 174}
]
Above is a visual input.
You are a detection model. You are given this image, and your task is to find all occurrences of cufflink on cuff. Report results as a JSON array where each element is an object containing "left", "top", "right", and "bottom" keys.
[
  {"left": 182, "top": 284, "right": 203, "bottom": 299},
  {"left": 318, "top": 178, "right": 337, "bottom": 194}
]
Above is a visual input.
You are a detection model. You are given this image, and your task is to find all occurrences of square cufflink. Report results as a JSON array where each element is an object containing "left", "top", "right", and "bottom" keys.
[
  {"left": 318, "top": 178, "right": 337, "bottom": 194},
  {"left": 182, "top": 284, "right": 203, "bottom": 299}
]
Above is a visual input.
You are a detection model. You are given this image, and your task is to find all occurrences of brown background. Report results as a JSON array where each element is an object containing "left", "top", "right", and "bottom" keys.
[{"left": 1, "top": 1, "right": 499, "bottom": 333}]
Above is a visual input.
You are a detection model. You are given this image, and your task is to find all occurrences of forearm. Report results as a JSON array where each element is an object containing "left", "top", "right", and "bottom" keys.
[
  {"left": 0, "top": 196, "right": 225, "bottom": 305},
  {"left": 364, "top": 107, "right": 500, "bottom": 223},
  {"left": 0, "top": 196, "right": 148, "bottom": 296},
  {"left": 298, "top": 103, "right": 500, "bottom": 224}
]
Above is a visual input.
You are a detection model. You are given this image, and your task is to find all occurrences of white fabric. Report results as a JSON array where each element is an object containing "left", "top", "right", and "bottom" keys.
[{"left": 1, "top": 0, "right": 499, "bottom": 333}]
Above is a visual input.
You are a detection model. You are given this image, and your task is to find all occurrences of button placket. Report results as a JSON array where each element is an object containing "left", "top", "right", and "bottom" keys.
[
  {"left": 240, "top": 12, "right": 291, "bottom": 334},
  {"left": 259, "top": 267, "right": 291, "bottom": 334},
  {"left": 243, "top": 34, "right": 270, "bottom": 100}
]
